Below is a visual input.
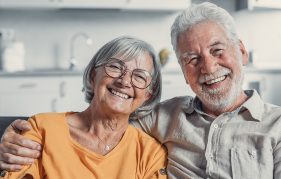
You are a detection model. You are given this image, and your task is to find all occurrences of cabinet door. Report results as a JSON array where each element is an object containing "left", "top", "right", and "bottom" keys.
[
  {"left": 244, "top": 72, "right": 281, "bottom": 106},
  {"left": 0, "top": 77, "right": 60, "bottom": 116},
  {"left": 249, "top": 0, "right": 281, "bottom": 10},
  {"left": 56, "top": 76, "right": 88, "bottom": 112},
  {"left": 58, "top": 0, "right": 126, "bottom": 9},
  {"left": 0, "top": 0, "right": 57, "bottom": 9},
  {"left": 161, "top": 71, "right": 194, "bottom": 101},
  {"left": 126, "top": 0, "right": 190, "bottom": 11}
]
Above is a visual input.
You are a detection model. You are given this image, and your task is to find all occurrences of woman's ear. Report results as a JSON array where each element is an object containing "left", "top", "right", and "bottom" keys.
[
  {"left": 239, "top": 40, "right": 249, "bottom": 66},
  {"left": 145, "top": 90, "right": 152, "bottom": 101},
  {"left": 90, "top": 70, "right": 96, "bottom": 88}
]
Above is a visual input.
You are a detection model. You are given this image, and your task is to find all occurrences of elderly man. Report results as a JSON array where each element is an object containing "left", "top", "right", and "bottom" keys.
[{"left": 1, "top": 2, "right": 281, "bottom": 179}]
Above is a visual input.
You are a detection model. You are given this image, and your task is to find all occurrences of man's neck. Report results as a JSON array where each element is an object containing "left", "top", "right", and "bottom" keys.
[{"left": 202, "top": 91, "right": 249, "bottom": 118}]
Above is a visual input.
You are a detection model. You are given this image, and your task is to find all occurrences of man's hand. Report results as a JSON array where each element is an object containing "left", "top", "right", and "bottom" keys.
[{"left": 0, "top": 119, "right": 42, "bottom": 171}]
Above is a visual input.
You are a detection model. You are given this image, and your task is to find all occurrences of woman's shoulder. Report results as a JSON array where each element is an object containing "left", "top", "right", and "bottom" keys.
[
  {"left": 28, "top": 112, "right": 68, "bottom": 129},
  {"left": 128, "top": 126, "right": 164, "bottom": 149}
]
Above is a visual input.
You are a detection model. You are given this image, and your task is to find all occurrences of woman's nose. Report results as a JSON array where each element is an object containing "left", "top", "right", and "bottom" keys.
[{"left": 117, "top": 71, "right": 132, "bottom": 87}]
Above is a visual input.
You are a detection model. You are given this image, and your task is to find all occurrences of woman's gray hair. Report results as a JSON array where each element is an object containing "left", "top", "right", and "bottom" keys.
[
  {"left": 171, "top": 2, "right": 239, "bottom": 57},
  {"left": 83, "top": 36, "right": 162, "bottom": 119}
]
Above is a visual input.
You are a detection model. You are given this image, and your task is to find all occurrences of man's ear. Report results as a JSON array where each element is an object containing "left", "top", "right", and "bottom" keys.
[
  {"left": 179, "top": 62, "right": 189, "bottom": 84},
  {"left": 239, "top": 40, "right": 249, "bottom": 66}
]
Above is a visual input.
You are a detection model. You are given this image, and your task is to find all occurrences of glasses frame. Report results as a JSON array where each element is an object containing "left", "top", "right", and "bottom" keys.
[{"left": 103, "top": 58, "right": 153, "bottom": 89}]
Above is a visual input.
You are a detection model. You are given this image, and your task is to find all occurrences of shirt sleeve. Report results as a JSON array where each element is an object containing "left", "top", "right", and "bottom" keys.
[
  {"left": 274, "top": 139, "right": 281, "bottom": 178},
  {"left": 3, "top": 159, "right": 43, "bottom": 179},
  {"left": 143, "top": 144, "right": 167, "bottom": 179},
  {"left": 130, "top": 109, "right": 157, "bottom": 136},
  {"left": 2, "top": 116, "right": 44, "bottom": 179}
]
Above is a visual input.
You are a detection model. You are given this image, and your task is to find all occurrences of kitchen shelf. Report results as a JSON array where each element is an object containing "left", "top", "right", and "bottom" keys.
[
  {"left": 0, "top": 0, "right": 190, "bottom": 11},
  {"left": 237, "top": 0, "right": 281, "bottom": 11}
]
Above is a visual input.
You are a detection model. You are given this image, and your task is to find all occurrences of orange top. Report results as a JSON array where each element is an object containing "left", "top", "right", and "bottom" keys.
[{"left": 3, "top": 113, "right": 167, "bottom": 179}]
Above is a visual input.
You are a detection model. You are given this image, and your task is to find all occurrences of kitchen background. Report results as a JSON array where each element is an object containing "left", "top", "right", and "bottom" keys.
[{"left": 0, "top": 0, "right": 281, "bottom": 116}]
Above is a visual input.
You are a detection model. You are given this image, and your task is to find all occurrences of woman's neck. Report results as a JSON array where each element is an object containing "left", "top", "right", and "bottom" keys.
[
  {"left": 81, "top": 106, "right": 129, "bottom": 134},
  {"left": 67, "top": 107, "right": 130, "bottom": 155}
]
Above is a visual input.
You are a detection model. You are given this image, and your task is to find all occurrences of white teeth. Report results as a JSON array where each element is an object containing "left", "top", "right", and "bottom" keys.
[
  {"left": 110, "top": 89, "right": 129, "bottom": 99},
  {"left": 206, "top": 76, "right": 226, "bottom": 85}
]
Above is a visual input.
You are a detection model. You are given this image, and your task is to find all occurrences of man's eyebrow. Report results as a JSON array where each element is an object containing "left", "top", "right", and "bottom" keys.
[
  {"left": 181, "top": 51, "right": 198, "bottom": 58},
  {"left": 209, "top": 41, "right": 226, "bottom": 47}
]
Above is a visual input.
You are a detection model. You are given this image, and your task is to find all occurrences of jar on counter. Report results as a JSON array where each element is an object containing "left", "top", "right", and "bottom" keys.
[
  {"left": 0, "top": 29, "right": 25, "bottom": 72},
  {"left": 2, "top": 41, "right": 25, "bottom": 72}
]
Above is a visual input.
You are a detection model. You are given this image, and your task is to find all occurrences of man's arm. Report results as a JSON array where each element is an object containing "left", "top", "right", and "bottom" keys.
[
  {"left": 0, "top": 120, "right": 42, "bottom": 171},
  {"left": 274, "top": 139, "right": 281, "bottom": 178},
  {"left": 130, "top": 111, "right": 156, "bottom": 136}
]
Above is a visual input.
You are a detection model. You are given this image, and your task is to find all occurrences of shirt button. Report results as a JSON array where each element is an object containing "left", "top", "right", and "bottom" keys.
[
  {"left": 213, "top": 124, "right": 218, "bottom": 129},
  {"left": 159, "top": 168, "right": 167, "bottom": 175},
  {"left": 250, "top": 150, "right": 256, "bottom": 158}
]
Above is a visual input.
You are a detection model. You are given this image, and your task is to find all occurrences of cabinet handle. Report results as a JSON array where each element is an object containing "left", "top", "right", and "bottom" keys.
[
  {"left": 60, "top": 81, "right": 66, "bottom": 97},
  {"left": 51, "top": 98, "right": 57, "bottom": 112},
  {"left": 19, "top": 83, "right": 37, "bottom": 89},
  {"left": 261, "top": 78, "right": 266, "bottom": 92}
]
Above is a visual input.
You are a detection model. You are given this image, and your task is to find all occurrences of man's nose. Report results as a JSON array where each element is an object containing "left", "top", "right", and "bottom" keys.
[{"left": 200, "top": 55, "right": 218, "bottom": 74}]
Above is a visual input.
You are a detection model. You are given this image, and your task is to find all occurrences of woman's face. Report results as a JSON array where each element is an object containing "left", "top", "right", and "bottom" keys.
[{"left": 90, "top": 52, "right": 153, "bottom": 117}]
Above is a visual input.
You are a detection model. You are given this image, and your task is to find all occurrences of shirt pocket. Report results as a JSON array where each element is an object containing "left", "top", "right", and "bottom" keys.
[{"left": 230, "top": 147, "right": 273, "bottom": 179}]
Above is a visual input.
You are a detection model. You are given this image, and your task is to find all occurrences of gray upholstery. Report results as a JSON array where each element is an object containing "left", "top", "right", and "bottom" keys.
[{"left": 0, "top": 116, "right": 28, "bottom": 138}]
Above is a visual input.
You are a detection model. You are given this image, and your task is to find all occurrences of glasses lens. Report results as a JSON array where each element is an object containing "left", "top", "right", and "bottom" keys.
[
  {"left": 104, "top": 58, "right": 152, "bottom": 89},
  {"left": 104, "top": 61, "right": 123, "bottom": 78},
  {"left": 132, "top": 69, "right": 152, "bottom": 89}
]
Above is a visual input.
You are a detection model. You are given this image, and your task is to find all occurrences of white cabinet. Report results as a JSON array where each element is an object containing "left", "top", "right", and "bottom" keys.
[
  {"left": 249, "top": 0, "right": 281, "bottom": 10},
  {"left": 237, "top": 0, "right": 281, "bottom": 10},
  {"left": 0, "top": 74, "right": 88, "bottom": 116},
  {"left": 0, "top": 76, "right": 60, "bottom": 116},
  {"left": 56, "top": 75, "right": 88, "bottom": 112},
  {"left": 161, "top": 70, "right": 195, "bottom": 101},
  {"left": 0, "top": 0, "right": 58, "bottom": 9},
  {"left": 58, "top": 0, "right": 126, "bottom": 9},
  {"left": 59, "top": 0, "right": 190, "bottom": 11},
  {"left": 243, "top": 69, "right": 281, "bottom": 106},
  {"left": 125, "top": 0, "right": 190, "bottom": 11},
  {"left": 0, "top": 0, "right": 190, "bottom": 11}
]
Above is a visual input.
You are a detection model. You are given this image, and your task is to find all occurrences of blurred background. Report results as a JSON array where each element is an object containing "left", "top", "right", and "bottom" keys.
[{"left": 0, "top": 0, "right": 281, "bottom": 116}]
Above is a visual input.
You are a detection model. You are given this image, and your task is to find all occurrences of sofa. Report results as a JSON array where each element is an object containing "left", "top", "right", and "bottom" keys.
[{"left": 0, "top": 116, "right": 28, "bottom": 138}]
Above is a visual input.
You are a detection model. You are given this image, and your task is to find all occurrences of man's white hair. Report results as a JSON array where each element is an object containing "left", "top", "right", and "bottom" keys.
[{"left": 171, "top": 2, "right": 239, "bottom": 58}]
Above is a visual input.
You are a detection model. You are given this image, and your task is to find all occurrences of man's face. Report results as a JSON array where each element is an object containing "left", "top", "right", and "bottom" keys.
[{"left": 177, "top": 21, "right": 248, "bottom": 113}]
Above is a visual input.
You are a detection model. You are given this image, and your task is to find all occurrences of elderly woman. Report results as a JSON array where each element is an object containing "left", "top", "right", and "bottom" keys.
[{"left": 1, "top": 36, "right": 166, "bottom": 179}]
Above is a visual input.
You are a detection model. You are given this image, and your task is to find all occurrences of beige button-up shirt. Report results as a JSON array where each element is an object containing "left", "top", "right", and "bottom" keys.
[{"left": 133, "top": 90, "right": 281, "bottom": 179}]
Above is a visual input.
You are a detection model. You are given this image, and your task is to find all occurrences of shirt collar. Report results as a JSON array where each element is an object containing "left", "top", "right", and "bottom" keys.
[
  {"left": 184, "top": 90, "right": 264, "bottom": 121},
  {"left": 241, "top": 89, "right": 264, "bottom": 121},
  {"left": 192, "top": 96, "right": 215, "bottom": 118},
  {"left": 182, "top": 97, "right": 196, "bottom": 114},
  {"left": 182, "top": 96, "right": 205, "bottom": 115}
]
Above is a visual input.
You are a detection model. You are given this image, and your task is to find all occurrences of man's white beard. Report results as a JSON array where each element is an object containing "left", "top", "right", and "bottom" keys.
[{"left": 198, "top": 66, "right": 244, "bottom": 113}]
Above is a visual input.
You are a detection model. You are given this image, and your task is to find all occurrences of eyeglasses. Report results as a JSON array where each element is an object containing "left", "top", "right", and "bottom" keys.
[{"left": 103, "top": 58, "right": 153, "bottom": 89}]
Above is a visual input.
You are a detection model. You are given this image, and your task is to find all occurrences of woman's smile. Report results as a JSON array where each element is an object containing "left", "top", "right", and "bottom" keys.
[{"left": 108, "top": 87, "right": 132, "bottom": 100}]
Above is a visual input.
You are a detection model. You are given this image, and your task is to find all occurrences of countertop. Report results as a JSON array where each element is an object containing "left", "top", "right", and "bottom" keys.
[
  {"left": 244, "top": 66, "right": 281, "bottom": 73},
  {"left": 1, "top": 66, "right": 281, "bottom": 77},
  {"left": 0, "top": 69, "right": 84, "bottom": 77}
]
